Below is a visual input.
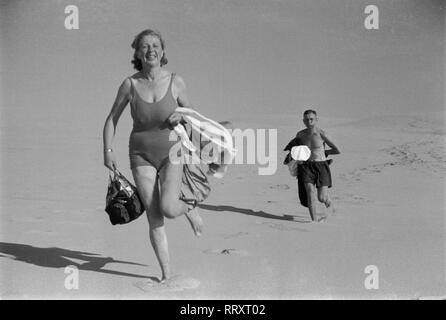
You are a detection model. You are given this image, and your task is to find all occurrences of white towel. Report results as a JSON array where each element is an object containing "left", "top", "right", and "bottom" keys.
[{"left": 173, "top": 107, "right": 237, "bottom": 178}]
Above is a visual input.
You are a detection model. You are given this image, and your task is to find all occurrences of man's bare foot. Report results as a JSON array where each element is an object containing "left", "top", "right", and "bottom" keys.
[
  {"left": 325, "top": 200, "right": 336, "bottom": 214},
  {"left": 185, "top": 208, "right": 203, "bottom": 237}
]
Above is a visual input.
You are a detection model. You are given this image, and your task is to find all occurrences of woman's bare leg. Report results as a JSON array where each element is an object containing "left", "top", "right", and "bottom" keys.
[
  {"left": 132, "top": 165, "right": 171, "bottom": 280},
  {"left": 158, "top": 161, "right": 203, "bottom": 236}
]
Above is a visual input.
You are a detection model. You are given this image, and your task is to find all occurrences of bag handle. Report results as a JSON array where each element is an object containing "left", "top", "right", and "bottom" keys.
[
  {"left": 109, "top": 167, "right": 132, "bottom": 185},
  {"left": 108, "top": 165, "right": 119, "bottom": 182},
  {"left": 108, "top": 166, "right": 136, "bottom": 193}
]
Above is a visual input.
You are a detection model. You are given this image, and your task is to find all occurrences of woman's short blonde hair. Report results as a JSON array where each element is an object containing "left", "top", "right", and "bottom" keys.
[{"left": 131, "top": 29, "right": 168, "bottom": 70}]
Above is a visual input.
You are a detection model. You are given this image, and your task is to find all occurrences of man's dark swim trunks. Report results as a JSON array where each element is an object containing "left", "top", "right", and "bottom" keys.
[
  {"left": 297, "top": 161, "right": 332, "bottom": 188},
  {"left": 297, "top": 161, "right": 332, "bottom": 207}
]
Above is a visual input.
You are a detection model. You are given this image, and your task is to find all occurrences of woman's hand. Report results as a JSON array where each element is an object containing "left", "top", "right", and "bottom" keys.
[
  {"left": 166, "top": 112, "right": 184, "bottom": 129},
  {"left": 104, "top": 150, "right": 117, "bottom": 171}
]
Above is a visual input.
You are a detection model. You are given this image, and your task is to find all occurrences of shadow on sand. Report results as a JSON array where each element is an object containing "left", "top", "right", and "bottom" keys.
[
  {"left": 198, "top": 204, "right": 310, "bottom": 223},
  {"left": 0, "top": 242, "right": 156, "bottom": 280}
]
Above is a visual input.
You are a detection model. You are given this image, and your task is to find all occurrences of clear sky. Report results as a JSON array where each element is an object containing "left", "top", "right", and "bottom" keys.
[{"left": 0, "top": 0, "right": 444, "bottom": 135}]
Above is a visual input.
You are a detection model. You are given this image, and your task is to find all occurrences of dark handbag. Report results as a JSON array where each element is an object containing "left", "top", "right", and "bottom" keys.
[{"left": 105, "top": 168, "right": 145, "bottom": 225}]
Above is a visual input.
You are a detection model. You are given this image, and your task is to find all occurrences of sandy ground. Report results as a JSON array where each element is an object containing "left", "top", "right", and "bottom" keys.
[{"left": 0, "top": 111, "right": 445, "bottom": 299}]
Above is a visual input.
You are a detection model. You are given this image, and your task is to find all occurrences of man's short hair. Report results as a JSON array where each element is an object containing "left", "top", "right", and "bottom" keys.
[{"left": 303, "top": 109, "right": 317, "bottom": 117}]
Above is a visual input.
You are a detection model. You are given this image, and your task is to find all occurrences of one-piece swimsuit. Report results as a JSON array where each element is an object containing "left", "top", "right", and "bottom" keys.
[{"left": 128, "top": 73, "right": 179, "bottom": 170}]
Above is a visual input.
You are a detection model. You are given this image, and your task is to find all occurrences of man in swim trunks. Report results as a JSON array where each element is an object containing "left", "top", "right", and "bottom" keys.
[{"left": 295, "top": 109, "right": 340, "bottom": 222}]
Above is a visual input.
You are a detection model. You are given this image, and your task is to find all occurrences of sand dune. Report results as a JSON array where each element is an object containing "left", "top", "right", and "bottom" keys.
[
  {"left": 0, "top": 0, "right": 444, "bottom": 300},
  {"left": 0, "top": 111, "right": 444, "bottom": 299}
]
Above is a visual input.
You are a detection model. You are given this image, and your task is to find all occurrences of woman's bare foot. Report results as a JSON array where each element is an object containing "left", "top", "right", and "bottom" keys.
[
  {"left": 160, "top": 273, "right": 170, "bottom": 283},
  {"left": 185, "top": 208, "right": 203, "bottom": 237},
  {"left": 134, "top": 275, "right": 200, "bottom": 292}
]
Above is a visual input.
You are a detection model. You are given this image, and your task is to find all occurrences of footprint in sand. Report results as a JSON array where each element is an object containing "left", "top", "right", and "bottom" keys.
[
  {"left": 336, "top": 193, "right": 372, "bottom": 205},
  {"left": 203, "top": 248, "right": 248, "bottom": 257},
  {"left": 221, "top": 231, "right": 249, "bottom": 239},
  {"left": 134, "top": 275, "right": 200, "bottom": 293},
  {"left": 269, "top": 184, "right": 290, "bottom": 190},
  {"left": 25, "top": 229, "right": 55, "bottom": 235},
  {"left": 258, "top": 221, "right": 310, "bottom": 230}
]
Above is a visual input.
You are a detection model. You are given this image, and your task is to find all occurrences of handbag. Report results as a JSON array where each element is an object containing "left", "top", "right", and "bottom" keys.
[{"left": 105, "top": 168, "right": 145, "bottom": 225}]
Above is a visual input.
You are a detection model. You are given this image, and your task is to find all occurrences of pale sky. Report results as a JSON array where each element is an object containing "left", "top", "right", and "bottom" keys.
[{"left": 0, "top": 0, "right": 444, "bottom": 136}]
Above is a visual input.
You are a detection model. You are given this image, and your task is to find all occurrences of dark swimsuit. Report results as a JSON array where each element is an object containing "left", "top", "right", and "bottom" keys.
[{"left": 128, "top": 73, "right": 179, "bottom": 170}]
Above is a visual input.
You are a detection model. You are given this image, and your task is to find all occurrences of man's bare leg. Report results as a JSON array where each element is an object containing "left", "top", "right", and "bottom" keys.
[
  {"left": 304, "top": 183, "right": 318, "bottom": 222},
  {"left": 318, "top": 186, "right": 334, "bottom": 217}
]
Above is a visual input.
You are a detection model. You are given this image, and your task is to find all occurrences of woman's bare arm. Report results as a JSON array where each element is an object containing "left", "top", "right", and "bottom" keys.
[
  {"left": 173, "top": 74, "right": 192, "bottom": 108},
  {"left": 166, "top": 74, "right": 193, "bottom": 127},
  {"left": 103, "top": 78, "right": 132, "bottom": 169}
]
